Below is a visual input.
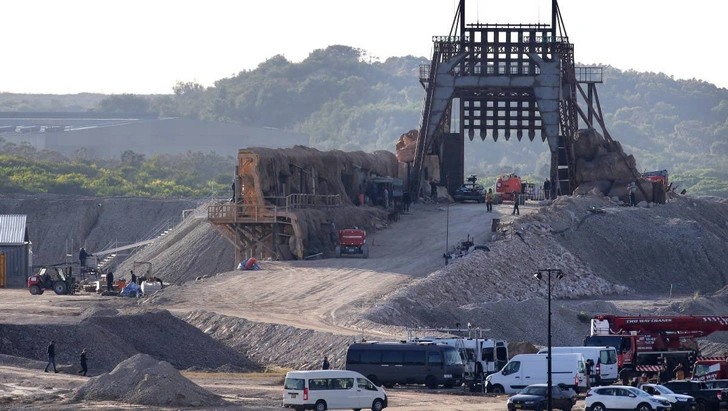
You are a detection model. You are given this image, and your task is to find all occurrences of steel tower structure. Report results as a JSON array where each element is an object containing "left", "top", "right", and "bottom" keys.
[{"left": 411, "top": 0, "right": 578, "bottom": 199}]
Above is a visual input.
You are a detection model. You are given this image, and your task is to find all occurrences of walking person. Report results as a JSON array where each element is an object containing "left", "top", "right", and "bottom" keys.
[
  {"left": 321, "top": 356, "right": 330, "bottom": 370},
  {"left": 78, "top": 348, "right": 88, "bottom": 376},
  {"left": 629, "top": 181, "right": 637, "bottom": 207},
  {"left": 511, "top": 190, "right": 520, "bottom": 215},
  {"left": 329, "top": 220, "right": 337, "bottom": 245},
  {"left": 486, "top": 189, "right": 494, "bottom": 212},
  {"left": 105, "top": 270, "right": 114, "bottom": 292},
  {"left": 402, "top": 191, "right": 411, "bottom": 212},
  {"left": 44, "top": 340, "right": 58, "bottom": 373}
]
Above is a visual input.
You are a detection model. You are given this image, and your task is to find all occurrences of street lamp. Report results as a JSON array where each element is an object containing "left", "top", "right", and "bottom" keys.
[{"left": 534, "top": 269, "right": 565, "bottom": 411}]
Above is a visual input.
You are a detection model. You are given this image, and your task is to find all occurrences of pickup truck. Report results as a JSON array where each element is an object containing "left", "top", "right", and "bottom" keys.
[{"left": 662, "top": 380, "right": 728, "bottom": 411}]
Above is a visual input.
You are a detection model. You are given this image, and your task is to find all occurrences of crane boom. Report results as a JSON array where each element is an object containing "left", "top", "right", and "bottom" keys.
[{"left": 592, "top": 315, "right": 728, "bottom": 338}]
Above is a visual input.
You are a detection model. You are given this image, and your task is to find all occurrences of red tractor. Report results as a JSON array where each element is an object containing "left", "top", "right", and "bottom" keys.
[
  {"left": 335, "top": 228, "right": 369, "bottom": 258},
  {"left": 28, "top": 264, "right": 77, "bottom": 295}
]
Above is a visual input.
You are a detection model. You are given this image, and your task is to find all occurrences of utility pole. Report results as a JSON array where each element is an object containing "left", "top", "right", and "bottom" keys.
[{"left": 534, "top": 269, "right": 565, "bottom": 411}]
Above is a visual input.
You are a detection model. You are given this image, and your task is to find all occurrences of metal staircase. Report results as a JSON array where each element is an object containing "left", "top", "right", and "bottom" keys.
[{"left": 92, "top": 215, "right": 180, "bottom": 271}]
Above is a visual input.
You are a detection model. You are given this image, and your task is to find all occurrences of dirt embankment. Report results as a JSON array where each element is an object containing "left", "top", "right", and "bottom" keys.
[
  {"left": 0, "top": 308, "right": 260, "bottom": 374},
  {"left": 0, "top": 194, "right": 202, "bottom": 265}
]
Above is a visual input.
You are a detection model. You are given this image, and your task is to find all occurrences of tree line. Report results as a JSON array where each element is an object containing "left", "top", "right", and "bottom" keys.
[{"left": 1, "top": 45, "right": 726, "bottom": 197}]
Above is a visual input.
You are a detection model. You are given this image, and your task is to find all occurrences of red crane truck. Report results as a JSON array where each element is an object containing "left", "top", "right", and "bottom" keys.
[{"left": 584, "top": 315, "right": 728, "bottom": 375}]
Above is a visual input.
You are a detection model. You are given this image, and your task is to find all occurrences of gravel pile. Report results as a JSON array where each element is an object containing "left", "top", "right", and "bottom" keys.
[
  {"left": 362, "top": 193, "right": 728, "bottom": 347},
  {"left": 182, "top": 311, "right": 353, "bottom": 371},
  {"left": 115, "top": 202, "right": 235, "bottom": 285},
  {"left": 72, "top": 353, "right": 225, "bottom": 407},
  {"left": 0, "top": 309, "right": 261, "bottom": 374}
]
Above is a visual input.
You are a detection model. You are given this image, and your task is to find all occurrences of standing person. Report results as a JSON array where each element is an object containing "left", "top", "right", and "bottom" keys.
[
  {"left": 402, "top": 191, "right": 411, "bottom": 212},
  {"left": 486, "top": 189, "right": 494, "bottom": 212},
  {"left": 511, "top": 190, "right": 520, "bottom": 215},
  {"left": 105, "top": 270, "right": 114, "bottom": 292},
  {"left": 78, "top": 348, "right": 88, "bottom": 376},
  {"left": 629, "top": 181, "right": 637, "bottom": 206},
  {"left": 383, "top": 187, "right": 389, "bottom": 209},
  {"left": 430, "top": 181, "right": 438, "bottom": 201},
  {"left": 79, "top": 247, "right": 89, "bottom": 269},
  {"left": 585, "top": 359, "right": 594, "bottom": 389},
  {"left": 619, "top": 367, "right": 631, "bottom": 385},
  {"left": 130, "top": 270, "right": 137, "bottom": 285},
  {"left": 543, "top": 178, "right": 551, "bottom": 200},
  {"left": 321, "top": 356, "right": 330, "bottom": 370},
  {"left": 329, "top": 220, "right": 337, "bottom": 245},
  {"left": 230, "top": 181, "right": 236, "bottom": 203},
  {"left": 44, "top": 340, "right": 58, "bottom": 373}
]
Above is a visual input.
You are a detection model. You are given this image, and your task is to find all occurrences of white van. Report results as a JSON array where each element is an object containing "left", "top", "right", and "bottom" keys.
[
  {"left": 485, "top": 353, "right": 586, "bottom": 394},
  {"left": 537, "top": 346, "right": 619, "bottom": 385},
  {"left": 283, "top": 370, "right": 388, "bottom": 411}
]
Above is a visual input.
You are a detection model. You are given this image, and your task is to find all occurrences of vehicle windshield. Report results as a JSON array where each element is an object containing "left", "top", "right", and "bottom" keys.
[
  {"left": 654, "top": 385, "right": 675, "bottom": 395},
  {"left": 521, "top": 386, "right": 547, "bottom": 396},
  {"left": 444, "top": 349, "right": 463, "bottom": 366}
]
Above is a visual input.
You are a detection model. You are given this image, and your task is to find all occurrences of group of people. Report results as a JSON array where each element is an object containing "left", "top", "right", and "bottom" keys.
[{"left": 44, "top": 340, "right": 89, "bottom": 377}]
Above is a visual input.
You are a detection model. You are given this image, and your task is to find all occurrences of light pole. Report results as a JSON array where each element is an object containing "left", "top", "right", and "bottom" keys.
[{"left": 534, "top": 268, "right": 564, "bottom": 411}]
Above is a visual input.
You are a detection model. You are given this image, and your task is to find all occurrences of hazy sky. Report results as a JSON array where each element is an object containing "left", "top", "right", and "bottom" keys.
[{"left": 3, "top": 0, "right": 726, "bottom": 95}]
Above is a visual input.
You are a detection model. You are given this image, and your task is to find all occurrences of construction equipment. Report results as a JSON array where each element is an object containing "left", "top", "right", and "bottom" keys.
[
  {"left": 133, "top": 261, "right": 153, "bottom": 282},
  {"left": 643, "top": 169, "right": 669, "bottom": 189},
  {"left": 28, "top": 264, "right": 77, "bottom": 295},
  {"left": 453, "top": 175, "right": 485, "bottom": 203},
  {"left": 584, "top": 315, "right": 728, "bottom": 374},
  {"left": 406, "top": 326, "right": 509, "bottom": 382},
  {"left": 495, "top": 174, "right": 523, "bottom": 202},
  {"left": 335, "top": 228, "right": 369, "bottom": 258}
]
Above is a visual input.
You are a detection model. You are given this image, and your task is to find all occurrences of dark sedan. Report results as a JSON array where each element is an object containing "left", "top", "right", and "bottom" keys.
[{"left": 507, "top": 384, "right": 577, "bottom": 411}]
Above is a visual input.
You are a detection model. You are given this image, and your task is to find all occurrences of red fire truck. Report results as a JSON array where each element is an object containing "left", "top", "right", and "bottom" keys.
[{"left": 584, "top": 315, "right": 728, "bottom": 374}]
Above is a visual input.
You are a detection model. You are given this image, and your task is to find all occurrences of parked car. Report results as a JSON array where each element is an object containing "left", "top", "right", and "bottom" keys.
[
  {"left": 639, "top": 383, "right": 697, "bottom": 411},
  {"left": 663, "top": 380, "right": 728, "bottom": 411},
  {"left": 585, "top": 385, "right": 671, "bottom": 411},
  {"left": 507, "top": 383, "right": 577, "bottom": 411}
]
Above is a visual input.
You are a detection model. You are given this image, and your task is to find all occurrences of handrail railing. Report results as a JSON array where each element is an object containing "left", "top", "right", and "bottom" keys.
[{"left": 207, "top": 194, "right": 341, "bottom": 222}]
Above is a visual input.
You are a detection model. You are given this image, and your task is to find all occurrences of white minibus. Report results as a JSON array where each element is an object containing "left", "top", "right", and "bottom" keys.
[{"left": 283, "top": 370, "right": 387, "bottom": 411}]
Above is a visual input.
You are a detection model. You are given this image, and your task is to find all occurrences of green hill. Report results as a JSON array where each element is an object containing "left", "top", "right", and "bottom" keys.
[{"left": 1, "top": 45, "right": 726, "bottom": 197}]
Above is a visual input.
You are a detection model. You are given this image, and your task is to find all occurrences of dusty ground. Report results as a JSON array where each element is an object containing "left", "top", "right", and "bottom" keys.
[
  {"left": 2, "top": 194, "right": 727, "bottom": 409},
  {"left": 0, "top": 362, "right": 578, "bottom": 411}
]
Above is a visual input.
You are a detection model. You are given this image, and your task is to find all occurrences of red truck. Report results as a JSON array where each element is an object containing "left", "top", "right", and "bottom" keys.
[
  {"left": 335, "top": 228, "right": 369, "bottom": 259},
  {"left": 584, "top": 315, "right": 728, "bottom": 375}
]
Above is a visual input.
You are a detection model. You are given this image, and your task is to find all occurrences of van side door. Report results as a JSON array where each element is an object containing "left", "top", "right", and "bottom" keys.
[{"left": 356, "top": 378, "right": 379, "bottom": 409}]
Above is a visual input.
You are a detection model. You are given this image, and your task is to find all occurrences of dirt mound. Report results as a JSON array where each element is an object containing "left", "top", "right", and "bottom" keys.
[
  {"left": 183, "top": 311, "right": 354, "bottom": 370},
  {"left": 0, "top": 308, "right": 261, "bottom": 374},
  {"left": 73, "top": 353, "right": 224, "bottom": 407},
  {"left": 116, "top": 203, "right": 234, "bottom": 285}
]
